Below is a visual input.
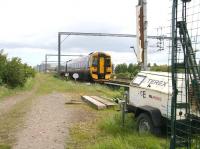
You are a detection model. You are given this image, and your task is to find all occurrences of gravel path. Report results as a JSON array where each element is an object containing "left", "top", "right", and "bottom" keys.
[
  {"left": 13, "top": 93, "right": 88, "bottom": 149},
  {"left": 0, "top": 92, "right": 31, "bottom": 115}
]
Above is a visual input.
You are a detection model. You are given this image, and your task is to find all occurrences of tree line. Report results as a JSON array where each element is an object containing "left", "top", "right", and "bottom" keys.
[
  {"left": 114, "top": 63, "right": 170, "bottom": 79},
  {"left": 0, "top": 50, "right": 35, "bottom": 88},
  {"left": 114, "top": 63, "right": 140, "bottom": 79}
]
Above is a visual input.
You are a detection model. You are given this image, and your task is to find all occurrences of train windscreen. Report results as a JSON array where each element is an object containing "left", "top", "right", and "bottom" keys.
[
  {"left": 105, "top": 58, "right": 111, "bottom": 67},
  {"left": 92, "top": 57, "right": 98, "bottom": 67}
]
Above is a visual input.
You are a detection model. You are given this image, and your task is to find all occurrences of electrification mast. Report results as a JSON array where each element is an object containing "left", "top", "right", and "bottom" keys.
[{"left": 136, "top": 0, "right": 147, "bottom": 70}]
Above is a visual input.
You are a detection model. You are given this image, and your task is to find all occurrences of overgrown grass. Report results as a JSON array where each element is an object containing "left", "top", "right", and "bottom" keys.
[
  {"left": 68, "top": 111, "right": 166, "bottom": 149},
  {"left": 90, "top": 113, "right": 166, "bottom": 149},
  {"left": 0, "top": 77, "right": 36, "bottom": 100},
  {"left": 37, "top": 74, "right": 121, "bottom": 98},
  {"left": 0, "top": 144, "right": 11, "bottom": 149}
]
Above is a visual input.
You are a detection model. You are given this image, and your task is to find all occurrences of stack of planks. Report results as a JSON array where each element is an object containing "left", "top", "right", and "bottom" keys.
[{"left": 81, "top": 95, "right": 117, "bottom": 110}]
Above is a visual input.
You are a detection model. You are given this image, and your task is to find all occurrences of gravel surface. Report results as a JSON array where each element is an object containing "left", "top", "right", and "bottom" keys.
[
  {"left": 13, "top": 93, "right": 91, "bottom": 149},
  {"left": 0, "top": 86, "right": 37, "bottom": 116}
]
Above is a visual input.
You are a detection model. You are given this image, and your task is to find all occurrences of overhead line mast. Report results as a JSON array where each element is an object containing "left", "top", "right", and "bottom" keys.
[{"left": 136, "top": 0, "right": 147, "bottom": 70}]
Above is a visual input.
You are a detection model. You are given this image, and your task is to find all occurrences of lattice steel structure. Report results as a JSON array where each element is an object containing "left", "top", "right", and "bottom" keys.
[
  {"left": 57, "top": 32, "right": 173, "bottom": 73},
  {"left": 169, "top": 0, "right": 200, "bottom": 148}
]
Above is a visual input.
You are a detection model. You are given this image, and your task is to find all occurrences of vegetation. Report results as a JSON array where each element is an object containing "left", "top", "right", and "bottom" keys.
[
  {"left": 115, "top": 63, "right": 128, "bottom": 74},
  {"left": 37, "top": 74, "right": 122, "bottom": 98},
  {"left": 114, "top": 63, "right": 172, "bottom": 80},
  {"left": 114, "top": 63, "right": 140, "bottom": 79},
  {"left": 150, "top": 63, "right": 169, "bottom": 72},
  {"left": 67, "top": 111, "right": 166, "bottom": 149},
  {"left": 0, "top": 145, "right": 11, "bottom": 149},
  {"left": 0, "top": 50, "right": 35, "bottom": 88},
  {"left": 0, "top": 75, "right": 37, "bottom": 149},
  {"left": 0, "top": 74, "right": 166, "bottom": 149},
  {"left": 0, "top": 51, "right": 7, "bottom": 85},
  {"left": 0, "top": 73, "right": 123, "bottom": 147},
  {"left": 0, "top": 77, "right": 35, "bottom": 100}
]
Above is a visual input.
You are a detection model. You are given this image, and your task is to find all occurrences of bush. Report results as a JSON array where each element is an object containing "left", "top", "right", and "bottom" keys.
[
  {"left": 0, "top": 51, "right": 35, "bottom": 88},
  {"left": 4, "top": 58, "right": 26, "bottom": 87},
  {"left": 115, "top": 72, "right": 131, "bottom": 79},
  {"left": 115, "top": 63, "right": 128, "bottom": 74},
  {"left": 114, "top": 63, "right": 140, "bottom": 79},
  {"left": 0, "top": 51, "right": 7, "bottom": 85},
  {"left": 24, "top": 64, "right": 36, "bottom": 78}
]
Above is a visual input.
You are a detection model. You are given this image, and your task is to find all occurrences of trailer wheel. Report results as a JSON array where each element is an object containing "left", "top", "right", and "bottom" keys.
[{"left": 136, "top": 113, "right": 153, "bottom": 134}]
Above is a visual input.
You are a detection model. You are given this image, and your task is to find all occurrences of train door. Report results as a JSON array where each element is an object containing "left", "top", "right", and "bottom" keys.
[
  {"left": 98, "top": 54, "right": 105, "bottom": 79},
  {"left": 99, "top": 57, "right": 105, "bottom": 74}
]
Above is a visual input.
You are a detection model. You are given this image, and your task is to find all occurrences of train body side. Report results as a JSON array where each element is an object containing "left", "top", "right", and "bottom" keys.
[
  {"left": 66, "top": 52, "right": 112, "bottom": 81},
  {"left": 66, "top": 56, "right": 90, "bottom": 80}
]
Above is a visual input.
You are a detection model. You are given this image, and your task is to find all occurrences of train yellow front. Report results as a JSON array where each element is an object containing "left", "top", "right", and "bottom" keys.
[{"left": 66, "top": 52, "right": 112, "bottom": 81}]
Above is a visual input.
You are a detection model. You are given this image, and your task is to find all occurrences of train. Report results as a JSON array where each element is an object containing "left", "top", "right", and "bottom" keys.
[{"left": 65, "top": 52, "right": 112, "bottom": 81}]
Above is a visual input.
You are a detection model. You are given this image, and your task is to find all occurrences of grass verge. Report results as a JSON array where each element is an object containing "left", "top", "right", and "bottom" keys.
[
  {"left": 0, "top": 77, "right": 36, "bottom": 100},
  {"left": 0, "top": 145, "right": 10, "bottom": 149},
  {"left": 67, "top": 111, "right": 166, "bottom": 149},
  {"left": 37, "top": 74, "right": 121, "bottom": 98}
]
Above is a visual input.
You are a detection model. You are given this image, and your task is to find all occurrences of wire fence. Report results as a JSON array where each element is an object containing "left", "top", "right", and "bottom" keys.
[{"left": 166, "top": 0, "right": 200, "bottom": 148}]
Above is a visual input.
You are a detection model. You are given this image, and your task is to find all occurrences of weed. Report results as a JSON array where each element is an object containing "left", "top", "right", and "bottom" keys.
[
  {"left": 36, "top": 74, "right": 121, "bottom": 98},
  {"left": 68, "top": 112, "right": 166, "bottom": 149},
  {"left": 0, "top": 77, "right": 35, "bottom": 100},
  {"left": 0, "top": 144, "right": 11, "bottom": 149}
]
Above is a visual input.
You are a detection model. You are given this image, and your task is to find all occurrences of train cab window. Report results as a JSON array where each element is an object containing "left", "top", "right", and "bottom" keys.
[
  {"left": 92, "top": 57, "right": 98, "bottom": 67},
  {"left": 105, "top": 58, "right": 111, "bottom": 67}
]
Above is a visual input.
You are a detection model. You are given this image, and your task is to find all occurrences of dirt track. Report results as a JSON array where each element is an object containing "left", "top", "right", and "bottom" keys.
[
  {"left": 0, "top": 75, "right": 96, "bottom": 149},
  {"left": 0, "top": 87, "right": 37, "bottom": 117},
  {"left": 12, "top": 93, "right": 93, "bottom": 149}
]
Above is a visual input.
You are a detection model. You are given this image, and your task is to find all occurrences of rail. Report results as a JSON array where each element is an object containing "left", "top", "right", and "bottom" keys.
[{"left": 104, "top": 79, "right": 131, "bottom": 88}]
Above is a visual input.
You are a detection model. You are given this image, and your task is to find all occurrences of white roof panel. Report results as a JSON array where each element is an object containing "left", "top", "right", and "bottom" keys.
[{"left": 130, "top": 71, "right": 185, "bottom": 94}]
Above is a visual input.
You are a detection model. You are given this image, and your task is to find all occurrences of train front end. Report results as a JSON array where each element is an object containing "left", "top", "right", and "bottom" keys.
[{"left": 89, "top": 52, "right": 112, "bottom": 82}]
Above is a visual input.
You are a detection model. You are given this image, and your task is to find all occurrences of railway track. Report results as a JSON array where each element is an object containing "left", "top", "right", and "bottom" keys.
[{"left": 104, "top": 79, "right": 131, "bottom": 88}]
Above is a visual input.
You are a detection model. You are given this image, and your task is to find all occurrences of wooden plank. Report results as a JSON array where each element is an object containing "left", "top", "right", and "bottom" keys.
[
  {"left": 91, "top": 96, "right": 117, "bottom": 108},
  {"left": 81, "top": 96, "right": 106, "bottom": 110}
]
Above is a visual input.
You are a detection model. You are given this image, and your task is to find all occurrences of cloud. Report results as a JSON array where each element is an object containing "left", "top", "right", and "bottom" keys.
[
  {"left": 0, "top": 0, "right": 172, "bottom": 66},
  {"left": 61, "top": 36, "right": 135, "bottom": 53}
]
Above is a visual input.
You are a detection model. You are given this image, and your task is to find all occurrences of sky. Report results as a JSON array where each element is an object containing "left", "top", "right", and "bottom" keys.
[{"left": 0, "top": 0, "right": 171, "bottom": 66}]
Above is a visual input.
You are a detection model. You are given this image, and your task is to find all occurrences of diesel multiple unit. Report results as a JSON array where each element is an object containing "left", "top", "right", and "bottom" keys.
[{"left": 66, "top": 52, "right": 112, "bottom": 81}]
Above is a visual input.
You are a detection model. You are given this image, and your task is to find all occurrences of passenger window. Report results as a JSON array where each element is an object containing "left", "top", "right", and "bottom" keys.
[
  {"left": 92, "top": 57, "right": 98, "bottom": 67},
  {"left": 105, "top": 58, "right": 111, "bottom": 67}
]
